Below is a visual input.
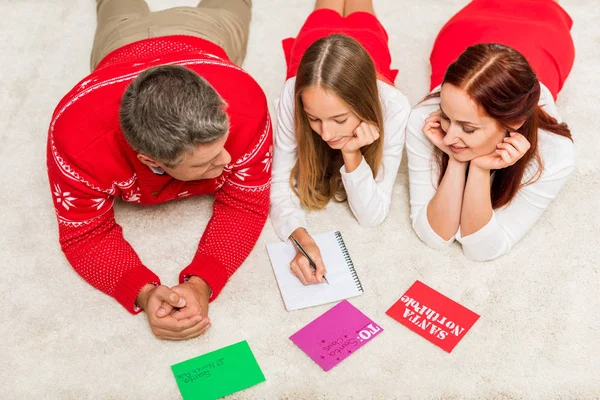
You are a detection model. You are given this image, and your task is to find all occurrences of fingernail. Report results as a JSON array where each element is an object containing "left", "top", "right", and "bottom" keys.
[
  {"left": 156, "top": 308, "right": 166, "bottom": 317},
  {"left": 177, "top": 298, "right": 186, "bottom": 307}
]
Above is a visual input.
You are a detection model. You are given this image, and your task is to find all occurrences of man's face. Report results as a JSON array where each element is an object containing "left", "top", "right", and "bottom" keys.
[{"left": 142, "top": 134, "right": 231, "bottom": 181}]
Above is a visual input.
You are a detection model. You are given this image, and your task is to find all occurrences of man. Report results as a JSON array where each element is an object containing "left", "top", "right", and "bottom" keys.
[{"left": 47, "top": 0, "right": 272, "bottom": 340}]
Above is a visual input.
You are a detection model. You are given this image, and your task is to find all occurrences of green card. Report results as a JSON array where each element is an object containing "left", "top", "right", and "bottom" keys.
[{"left": 171, "top": 340, "right": 266, "bottom": 400}]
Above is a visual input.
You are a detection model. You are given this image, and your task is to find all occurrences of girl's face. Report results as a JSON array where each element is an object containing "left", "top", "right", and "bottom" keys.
[
  {"left": 439, "top": 83, "right": 508, "bottom": 162},
  {"left": 301, "top": 85, "right": 361, "bottom": 150}
]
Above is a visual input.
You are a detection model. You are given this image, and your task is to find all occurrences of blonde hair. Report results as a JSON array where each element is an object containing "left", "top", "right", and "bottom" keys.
[{"left": 291, "top": 34, "right": 385, "bottom": 210}]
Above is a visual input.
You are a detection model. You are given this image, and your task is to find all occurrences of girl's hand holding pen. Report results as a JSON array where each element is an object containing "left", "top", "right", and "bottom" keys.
[{"left": 289, "top": 227, "right": 328, "bottom": 285}]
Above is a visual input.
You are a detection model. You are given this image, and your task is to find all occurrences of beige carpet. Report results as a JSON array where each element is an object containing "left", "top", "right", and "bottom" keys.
[{"left": 1, "top": 0, "right": 599, "bottom": 398}]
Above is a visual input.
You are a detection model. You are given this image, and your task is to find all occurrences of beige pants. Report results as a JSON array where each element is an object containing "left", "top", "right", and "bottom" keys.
[{"left": 90, "top": 0, "right": 252, "bottom": 71}]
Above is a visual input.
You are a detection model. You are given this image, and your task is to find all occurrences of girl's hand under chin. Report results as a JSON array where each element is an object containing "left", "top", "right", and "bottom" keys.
[
  {"left": 471, "top": 131, "right": 531, "bottom": 170},
  {"left": 341, "top": 121, "right": 380, "bottom": 154}
]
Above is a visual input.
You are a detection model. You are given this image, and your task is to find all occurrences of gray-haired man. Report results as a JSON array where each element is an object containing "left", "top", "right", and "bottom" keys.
[{"left": 47, "top": 0, "right": 272, "bottom": 340}]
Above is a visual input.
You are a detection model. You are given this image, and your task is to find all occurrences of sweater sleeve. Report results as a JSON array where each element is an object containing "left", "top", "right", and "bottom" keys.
[
  {"left": 180, "top": 113, "right": 273, "bottom": 300},
  {"left": 47, "top": 147, "right": 160, "bottom": 314},
  {"left": 406, "top": 101, "right": 457, "bottom": 250},
  {"left": 456, "top": 145, "right": 576, "bottom": 261},
  {"left": 340, "top": 83, "right": 410, "bottom": 227},
  {"left": 269, "top": 78, "right": 308, "bottom": 241}
]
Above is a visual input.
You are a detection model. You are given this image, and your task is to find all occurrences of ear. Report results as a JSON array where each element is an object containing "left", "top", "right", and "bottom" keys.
[
  {"left": 508, "top": 119, "right": 526, "bottom": 133},
  {"left": 137, "top": 153, "right": 161, "bottom": 167}
]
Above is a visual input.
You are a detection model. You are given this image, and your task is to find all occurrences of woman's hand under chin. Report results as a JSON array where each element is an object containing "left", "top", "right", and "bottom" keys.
[
  {"left": 341, "top": 121, "right": 380, "bottom": 154},
  {"left": 471, "top": 131, "right": 531, "bottom": 170},
  {"left": 422, "top": 110, "right": 454, "bottom": 157}
]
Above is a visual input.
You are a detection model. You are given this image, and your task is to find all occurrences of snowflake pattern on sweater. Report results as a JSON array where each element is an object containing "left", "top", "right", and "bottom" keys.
[{"left": 46, "top": 36, "right": 272, "bottom": 313}]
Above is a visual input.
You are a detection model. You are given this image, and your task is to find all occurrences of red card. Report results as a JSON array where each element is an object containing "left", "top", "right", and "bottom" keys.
[{"left": 386, "top": 280, "right": 479, "bottom": 353}]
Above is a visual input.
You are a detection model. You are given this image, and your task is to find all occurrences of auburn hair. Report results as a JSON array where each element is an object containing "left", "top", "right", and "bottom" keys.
[
  {"left": 424, "top": 43, "right": 572, "bottom": 208},
  {"left": 290, "top": 34, "right": 385, "bottom": 210}
]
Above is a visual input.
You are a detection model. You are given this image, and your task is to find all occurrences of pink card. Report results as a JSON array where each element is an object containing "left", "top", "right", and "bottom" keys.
[
  {"left": 290, "top": 300, "right": 383, "bottom": 371},
  {"left": 386, "top": 280, "right": 480, "bottom": 353}
]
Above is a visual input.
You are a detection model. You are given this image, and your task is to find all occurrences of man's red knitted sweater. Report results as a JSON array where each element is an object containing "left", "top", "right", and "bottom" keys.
[{"left": 46, "top": 36, "right": 272, "bottom": 314}]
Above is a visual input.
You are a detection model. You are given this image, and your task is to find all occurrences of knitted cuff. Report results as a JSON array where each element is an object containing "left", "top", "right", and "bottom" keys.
[
  {"left": 113, "top": 265, "right": 161, "bottom": 314},
  {"left": 180, "top": 254, "right": 229, "bottom": 302}
]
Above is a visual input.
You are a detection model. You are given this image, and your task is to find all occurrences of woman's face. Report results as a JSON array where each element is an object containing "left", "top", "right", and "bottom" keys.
[
  {"left": 301, "top": 85, "right": 361, "bottom": 150},
  {"left": 439, "top": 83, "right": 508, "bottom": 162}
]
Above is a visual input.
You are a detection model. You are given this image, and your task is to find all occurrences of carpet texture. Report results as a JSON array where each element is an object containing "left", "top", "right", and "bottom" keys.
[{"left": 1, "top": 1, "right": 599, "bottom": 399}]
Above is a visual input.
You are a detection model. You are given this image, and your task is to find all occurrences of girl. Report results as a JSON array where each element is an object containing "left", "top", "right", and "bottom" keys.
[
  {"left": 271, "top": 0, "right": 410, "bottom": 284},
  {"left": 407, "top": 0, "right": 575, "bottom": 261}
]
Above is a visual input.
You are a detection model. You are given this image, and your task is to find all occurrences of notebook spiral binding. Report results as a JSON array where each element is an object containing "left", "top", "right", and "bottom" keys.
[{"left": 334, "top": 231, "right": 364, "bottom": 293}]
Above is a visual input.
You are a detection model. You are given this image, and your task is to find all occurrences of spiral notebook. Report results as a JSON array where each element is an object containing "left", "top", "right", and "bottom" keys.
[{"left": 266, "top": 231, "right": 364, "bottom": 311}]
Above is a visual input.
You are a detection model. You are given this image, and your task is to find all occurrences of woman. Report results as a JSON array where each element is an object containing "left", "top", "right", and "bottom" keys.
[
  {"left": 271, "top": 0, "right": 410, "bottom": 284},
  {"left": 407, "top": 0, "right": 575, "bottom": 261}
]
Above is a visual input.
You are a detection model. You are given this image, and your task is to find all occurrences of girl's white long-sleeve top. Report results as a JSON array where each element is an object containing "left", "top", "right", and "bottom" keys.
[
  {"left": 270, "top": 77, "right": 411, "bottom": 241},
  {"left": 406, "top": 83, "right": 576, "bottom": 261}
]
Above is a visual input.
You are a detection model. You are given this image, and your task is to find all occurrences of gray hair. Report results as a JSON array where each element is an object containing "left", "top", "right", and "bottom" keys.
[{"left": 119, "top": 65, "right": 229, "bottom": 167}]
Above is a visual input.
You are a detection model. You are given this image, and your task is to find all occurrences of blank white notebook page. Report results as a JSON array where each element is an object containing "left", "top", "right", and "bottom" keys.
[{"left": 266, "top": 231, "right": 363, "bottom": 311}]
